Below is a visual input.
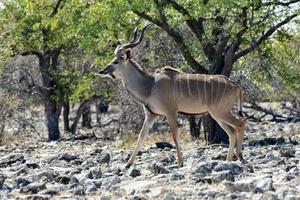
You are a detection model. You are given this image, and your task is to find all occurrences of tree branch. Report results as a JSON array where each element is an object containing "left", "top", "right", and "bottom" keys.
[
  {"left": 262, "top": 0, "right": 300, "bottom": 7},
  {"left": 233, "top": 14, "right": 298, "bottom": 61},
  {"left": 20, "top": 51, "right": 43, "bottom": 58},
  {"left": 129, "top": 1, "right": 208, "bottom": 73},
  {"left": 231, "top": 7, "right": 248, "bottom": 53},
  {"left": 50, "top": 0, "right": 64, "bottom": 17},
  {"left": 165, "top": 0, "right": 204, "bottom": 40}
]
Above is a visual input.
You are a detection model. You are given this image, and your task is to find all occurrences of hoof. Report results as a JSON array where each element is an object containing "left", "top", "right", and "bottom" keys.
[
  {"left": 178, "top": 162, "right": 184, "bottom": 168},
  {"left": 125, "top": 163, "right": 132, "bottom": 169},
  {"left": 232, "top": 154, "right": 238, "bottom": 161},
  {"left": 238, "top": 154, "right": 247, "bottom": 164}
]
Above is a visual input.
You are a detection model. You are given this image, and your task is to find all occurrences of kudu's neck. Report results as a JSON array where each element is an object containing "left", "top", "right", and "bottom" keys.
[{"left": 122, "top": 60, "right": 154, "bottom": 103}]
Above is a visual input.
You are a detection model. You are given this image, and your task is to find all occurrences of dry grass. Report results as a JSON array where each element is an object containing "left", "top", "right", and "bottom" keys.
[
  {"left": 0, "top": 133, "right": 15, "bottom": 146},
  {"left": 116, "top": 130, "right": 206, "bottom": 150}
]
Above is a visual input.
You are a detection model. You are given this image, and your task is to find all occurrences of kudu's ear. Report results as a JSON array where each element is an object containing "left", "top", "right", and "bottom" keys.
[{"left": 123, "top": 48, "right": 133, "bottom": 60}]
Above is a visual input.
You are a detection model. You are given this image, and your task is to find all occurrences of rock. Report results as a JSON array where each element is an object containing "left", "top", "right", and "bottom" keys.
[
  {"left": 88, "top": 167, "right": 102, "bottom": 179},
  {"left": 71, "top": 159, "right": 83, "bottom": 165},
  {"left": 91, "top": 179, "right": 102, "bottom": 188},
  {"left": 159, "top": 155, "right": 176, "bottom": 165},
  {"left": 280, "top": 149, "right": 295, "bottom": 158},
  {"left": 213, "top": 170, "right": 235, "bottom": 183},
  {"left": 73, "top": 185, "right": 85, "bottom": 195},
  {"left": 255, "top": 177, "right": 273, "bottom": 192},
  {"left": 20, "top": 182, "right": 46, "bottom": 194},
  {"left": 37, "top": 171, "right": 55, "bottom": 182},
  {"left": 155, "top": 142, "right": 173, "bottom": 149},
  {"left": 248, "top": 137, "right": 285, "bottom": 146},
  {"left": 26, "top": 194, "right": 51, "bottom": 200},
  {"left": 60, "top": 153, "right": 78, "bottom": 162},
  {"left": 38, "top": 189, "right": 59, "bottom": 196},
  {"left": 99, "top": 153, "right": 111, "bottom": 164},
  {"left": 151, "top": 163, "right": 170, "bottom": 175},
  {"left": 0, "top": 174, "right": 6, "bottom": 185},
  {"left": 265, "top": 151, "right": 280, "bottom": 160},
  {"left": 244, "top": 164, "right": 254, "bottom": 173},
  {"left": 129, "top": 168, "right": 141, "bottom": 178},
  {"left": 170, "top": 172, "right": 184, "bottom": 181},
  {"left": 16, "top": 176, "right": 32, "bottom": 188},
  {"left": 283, "top": 175, "right": 296, "bottom": 182},
  {"left": 0, "top": 183, "right": 13, "bottom": 192},
  {"left": 194, "top": 176, "right": 213, "bottom": 184},
  {"left": 68, "top": 168, "right": 81, "bottom": 176},
  {"left": 198, "top": 189, "right": 217, "bottom": 199},
  {"left": 100, "top": 196, "right": 111, "bottom": 200},
  {"left": 84, "top": 179, "right": 97, "bottom": 194},
  {"left": 89, "top": 148, "right": 103, "bottom": 156},
  {"left": 81, "top": 159, "right": 97, "bottom": 169},
  {"left": 55, "top": 175, "right": 71, "bottom": 184},
  {"left": 163, "top": 193, "right": 176, "bottom": 200},
  {"left": 101, "top": 175, "right": 121, "bottom": 188},
  {"left": 213, "top": 162, "right": 243, "bottom": 175},
  {"left": 112, "top": 167, "right": 123, "bottom": 176},
  {"left": 26, "top": 162, "right": 39, "bottom": 169},
  {"left": 285, "top": 195, "right": 299, "bottom": 200},
  {"left": 223, "top": 175, "right": 273, "bottom": 193},
  {"left": 70, "top": 176, "right": 80, "bottom": 185},
  {"left": 193, "top": 162, "right": 212, "bottom": 175},
  {"left": 211, "top": 153, "right": 227, "bottom": 160},
  {"left": 0, "top": 154, "right": 25, "bottom": 167},
  {"left": 223, "top": 181, "right": 255, "bottom": 193}
]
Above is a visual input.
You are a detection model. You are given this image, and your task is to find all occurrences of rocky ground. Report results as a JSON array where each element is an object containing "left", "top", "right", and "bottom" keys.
[{"left": 0, "top": 120, "right": 300, "bottom": 199}]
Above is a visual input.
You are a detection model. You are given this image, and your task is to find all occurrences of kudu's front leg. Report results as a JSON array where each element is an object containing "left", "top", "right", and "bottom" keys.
[
  {"left": 126, "top": 108, "right": 157, "bottom": 168},
  {"left": 167, "top": 114, "right": 183, "bottom": 167}
]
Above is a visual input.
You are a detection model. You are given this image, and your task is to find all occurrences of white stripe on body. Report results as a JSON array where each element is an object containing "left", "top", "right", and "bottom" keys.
[
  {"left": 196, "top": 74, "right": 201, "bottom": 100},
  {"left": 216, "top": 76, "right": 220, "bottom": 99},
  {"left": 179, "top": 76, "right": 184, "bottom": 97},
  {"left": 211, "top": 76, "right": 214, "bottom": 103},
  {"left": 187, "top": 74, "right": 192, "bottom": 96},
  {"left": 219, "top": 77, "right": 227, "bottom": 107},
  {"left": 173, "top": 77, "right": 176, "bottom": 102},
  {"left": 204, "top": 76, "right": 207, "bottom": 103}
]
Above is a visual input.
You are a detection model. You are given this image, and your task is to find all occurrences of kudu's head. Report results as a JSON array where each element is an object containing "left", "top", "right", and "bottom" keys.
[{"left": 99, "top": 24, "right": 151, "bottom": 79}]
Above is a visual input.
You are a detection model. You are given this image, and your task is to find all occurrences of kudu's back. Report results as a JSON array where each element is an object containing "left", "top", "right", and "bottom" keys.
[{"left": 152, "top": 69, "right": 241, "bottom": 115}]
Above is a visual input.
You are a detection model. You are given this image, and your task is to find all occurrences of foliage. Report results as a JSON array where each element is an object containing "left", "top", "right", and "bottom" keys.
[
  {"left": 237, "top": 30, "right": 300, "bottom": 101},
  {"left": 127, "top": 0, "right": 300, "bottom": 74},
  {"left": 0, "top": 0, "right": 139, "bottom": 103}
]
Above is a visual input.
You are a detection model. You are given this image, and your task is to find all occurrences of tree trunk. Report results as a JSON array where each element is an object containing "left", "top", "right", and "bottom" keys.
[
  {"left": 71, "top": 97, "right": 98, "bottom": 134},
  {"left": 96, "top": 101, "right": 109, "bottom": 125},
  {"left": 45, "top": 100, "right": 61, "bottom": 141},
  {"left": 204, "top": 115, "right": 229, "bottom": 144},
  {"left": 204, "top": 58, "right": 233, "bottom": 144},
  {"left": 63, "top": 99, "right": 70, "bottom": 132},
  {"left": 189, "top": 116, "right": 201, "bottom": 140},
  {"left": 82, "top": 104, "right": 92, "bottom": 128},
  {"left": 0, "top": 116, "right": 5, "bottom": 144},
  {"left": 38, "top": 50, "right": 62, "bottom": 141}
]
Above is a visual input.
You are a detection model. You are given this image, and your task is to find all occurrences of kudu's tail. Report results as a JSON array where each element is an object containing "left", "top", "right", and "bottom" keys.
[{"left": 238, "top": 87, "right": 244, "bottom": 118}]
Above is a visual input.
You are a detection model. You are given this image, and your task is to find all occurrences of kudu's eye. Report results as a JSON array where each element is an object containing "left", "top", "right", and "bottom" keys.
[{"left": 113, "top": 60, "right": 119, "bottom": 65}]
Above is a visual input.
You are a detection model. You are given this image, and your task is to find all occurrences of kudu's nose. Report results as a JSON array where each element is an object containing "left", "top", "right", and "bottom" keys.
[
  {"left": 99, "top": 69, "right": 105, "bottom": 74},
  {"left": 99, "top": 65, "right": 111, "bottom": 74}
]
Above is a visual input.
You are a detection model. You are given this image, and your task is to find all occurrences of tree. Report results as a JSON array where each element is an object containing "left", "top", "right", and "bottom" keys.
[
  {"left": 0, "top": 0, "right": 131, "bottom": 140},
  {"left": 126, "top": 0, "right": 300, "bottom": 143}
]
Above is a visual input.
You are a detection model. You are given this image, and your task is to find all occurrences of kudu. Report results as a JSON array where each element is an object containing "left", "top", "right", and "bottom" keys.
[{"left": 100, "top": 25, "right": 246, "bottom": 168}]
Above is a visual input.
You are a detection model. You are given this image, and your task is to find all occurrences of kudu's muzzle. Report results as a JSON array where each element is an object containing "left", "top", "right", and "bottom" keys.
[{"left": 99, "top": 65, "right": 116, "bottom": 78}]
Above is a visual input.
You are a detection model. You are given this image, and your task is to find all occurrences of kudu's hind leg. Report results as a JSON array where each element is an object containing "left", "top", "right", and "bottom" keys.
[
  {"left": 211, "top": 112, "right": 243, "bottom": 161},
  {"left": 212, "top": 117, "right": 237, "bottom": 161},
  {"left": 236, "top": 120, "right": 246, "bottom": 161},
  {"left": 126, "top": 109, "right": 158, "bottom": 168},
  {"left": 167, "top": 114, "right": 183, "bottom": 167}
]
